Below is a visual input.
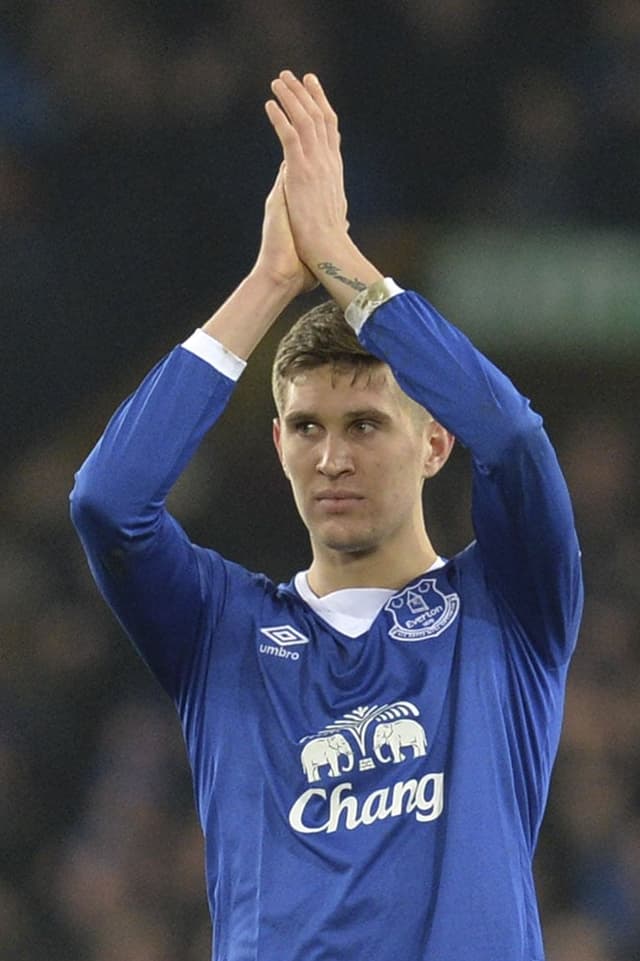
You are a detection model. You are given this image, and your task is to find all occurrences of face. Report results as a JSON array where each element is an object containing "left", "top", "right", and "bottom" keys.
[{"left": 273, "top": 364, "right": 453, "bottom": 559}]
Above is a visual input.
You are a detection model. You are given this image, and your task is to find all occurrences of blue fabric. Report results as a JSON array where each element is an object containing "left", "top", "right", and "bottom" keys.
[{"left": 71, "top": 290, "right": 583, "bottom": 961}]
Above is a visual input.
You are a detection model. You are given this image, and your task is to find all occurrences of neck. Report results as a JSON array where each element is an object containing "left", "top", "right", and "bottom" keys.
[{"left": 307, "top": 530, "right": 438, "bottom": 597}]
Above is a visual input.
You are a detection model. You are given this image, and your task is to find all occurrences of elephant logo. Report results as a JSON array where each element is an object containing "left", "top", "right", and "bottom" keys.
[
  {"left": 301, "top": 734, "right": 354, "bottom": 783},
  {"left": 372, "top": 718, "right": 427, "bottom": 764},
  {"left": 298, "top": 702, "right": 429, "bottom": 783},
  {"left": 385, "top": 577, "right": 459, "bottom": 641}
]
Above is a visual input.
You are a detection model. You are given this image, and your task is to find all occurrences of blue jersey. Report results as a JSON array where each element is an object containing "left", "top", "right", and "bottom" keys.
[{"left": 71, "top": 285, "right": 583, "bottom": 961}]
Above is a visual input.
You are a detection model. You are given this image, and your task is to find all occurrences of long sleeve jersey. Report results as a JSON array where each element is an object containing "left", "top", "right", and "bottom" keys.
[{"left": 70, "top": 280, "right": 583, "bottom": 961}]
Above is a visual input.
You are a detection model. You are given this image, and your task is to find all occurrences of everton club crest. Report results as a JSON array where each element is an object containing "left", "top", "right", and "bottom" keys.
[{"left": 385, "top": 577, "right": 460, "bottom": 642}]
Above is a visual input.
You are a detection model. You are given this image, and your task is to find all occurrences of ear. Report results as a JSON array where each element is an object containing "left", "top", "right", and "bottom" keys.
[
  {"left": 272, "top": 417, "right": 287, "bottom": 475},
  {"left": 423, "top": 420, "right": 455, "bottom": 479}
]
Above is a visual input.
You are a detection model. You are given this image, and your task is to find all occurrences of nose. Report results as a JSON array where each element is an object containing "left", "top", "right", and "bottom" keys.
[{"left": 316, "top": 434, "right": 355, "bottom": 477}]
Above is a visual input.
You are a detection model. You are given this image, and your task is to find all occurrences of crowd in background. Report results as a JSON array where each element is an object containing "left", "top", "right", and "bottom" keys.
[{"left": 1, "top": 2, "right": 639, "bottom": 959}]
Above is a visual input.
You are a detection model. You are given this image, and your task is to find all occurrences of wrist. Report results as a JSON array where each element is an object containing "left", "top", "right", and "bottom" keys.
[
  {"left": 306, "top": 239, "right": 383, "bottom": 311},
  {"left": 201, "top": 268, "right": 298, "bottom": 360},
  {"left": 248, "top": 262, "right": 304, "bottom": 305},
  {"left": 299, "top": 231, "right": 355, "bottom": 270}
]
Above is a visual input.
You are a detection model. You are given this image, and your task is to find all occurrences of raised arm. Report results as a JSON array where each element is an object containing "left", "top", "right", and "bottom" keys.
[
  {"left": 348, "top": 286, "right": 583, "bottom": 666},
  {"left": 70, "top": 167, "right": 310, "bottom": 699}
]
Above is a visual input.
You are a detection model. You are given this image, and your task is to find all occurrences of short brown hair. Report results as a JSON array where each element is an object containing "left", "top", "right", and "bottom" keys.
[{"left": 272, "top": 300, "right": 383, "bottom": 412}]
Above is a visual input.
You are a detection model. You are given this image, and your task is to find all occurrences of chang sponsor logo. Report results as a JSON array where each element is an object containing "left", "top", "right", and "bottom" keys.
[
  {"left": 289, "top": 701, "right": 444, "bottom": 835},
  {"left": 289, "top": 773, "right": 444, "bottom": 834}
]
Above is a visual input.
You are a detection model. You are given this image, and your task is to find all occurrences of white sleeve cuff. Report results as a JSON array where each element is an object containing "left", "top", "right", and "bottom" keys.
[
  {"left": 344, "top": 277, "right": 405, "bottom": 335},
  {"left": 181, "top": 328, "right": 246, "bottom": 381}
]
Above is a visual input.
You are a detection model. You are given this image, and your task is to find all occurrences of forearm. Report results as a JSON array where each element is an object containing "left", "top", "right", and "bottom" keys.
[
  {"left": 308, "top": 238, "right": 383, "bottom": 311},
  {"left": 73, "top": 265, "right": 288, "bottom": 532},
  {"left": 201, "top": 265, "right": 299, "bottom": 359},
  {"left": 349, "top": 286, "right": 538, "bottom": 462}
]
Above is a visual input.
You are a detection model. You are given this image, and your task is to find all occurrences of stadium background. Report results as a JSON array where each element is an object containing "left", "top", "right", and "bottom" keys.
[{"left": 1, "top": 2, "right": 639, "bottom": 959}]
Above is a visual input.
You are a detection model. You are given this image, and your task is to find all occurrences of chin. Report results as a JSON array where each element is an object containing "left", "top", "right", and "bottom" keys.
[{"left": 318, "top": 528, "right": 378, "bottom": 556}]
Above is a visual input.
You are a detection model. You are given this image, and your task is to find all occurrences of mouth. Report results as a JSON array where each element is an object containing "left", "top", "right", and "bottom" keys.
[{"left": 314, "top": 491, "right": 365, "bottom": 511}]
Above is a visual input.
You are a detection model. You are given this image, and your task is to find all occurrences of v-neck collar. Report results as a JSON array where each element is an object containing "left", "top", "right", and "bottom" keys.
[{"left": 293, "top": 558, "right": 446, "bottom": 638}]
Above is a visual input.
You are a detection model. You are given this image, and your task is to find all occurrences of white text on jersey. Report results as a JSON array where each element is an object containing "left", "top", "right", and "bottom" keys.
[{"left": 289, "top": 772, "right": 444, "bottom": 834}]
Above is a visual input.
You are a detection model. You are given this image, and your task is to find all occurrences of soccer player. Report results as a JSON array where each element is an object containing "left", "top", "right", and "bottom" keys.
[{"left": 71, "top": 71, "right": 583, "bottom": 960}]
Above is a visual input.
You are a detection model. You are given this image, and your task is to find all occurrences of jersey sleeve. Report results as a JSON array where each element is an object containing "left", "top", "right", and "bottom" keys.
[
  {"left": 347, "top": 282, "right": 583, "bottom": 667},
  {"left": 70, "top": 344, "right": 238, "bottom": 701}
]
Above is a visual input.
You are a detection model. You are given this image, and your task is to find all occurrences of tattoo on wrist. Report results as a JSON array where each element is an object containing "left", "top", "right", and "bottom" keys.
[{"left": 317, "top": 262, "right": 367, "bottom": 292}]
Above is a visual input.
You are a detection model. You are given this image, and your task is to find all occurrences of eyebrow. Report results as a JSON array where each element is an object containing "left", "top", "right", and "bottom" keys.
[{"left": 283, "top": 407, "right": 393, "bottom": 426}]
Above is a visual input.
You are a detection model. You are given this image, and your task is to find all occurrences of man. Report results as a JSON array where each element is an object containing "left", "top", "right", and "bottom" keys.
[{"left": 71, "top": 71, "right": 583, "bottom": 960}]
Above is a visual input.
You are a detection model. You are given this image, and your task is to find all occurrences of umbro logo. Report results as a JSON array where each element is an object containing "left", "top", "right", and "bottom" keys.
[
  {"left": 260, "top": 625, "right": 309, "bottom": 646},
  {"left": 259, "top": 625, "right": 309, "bottom": 662}
]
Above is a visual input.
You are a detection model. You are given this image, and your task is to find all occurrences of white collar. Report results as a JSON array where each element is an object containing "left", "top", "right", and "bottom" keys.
[{"left": 294, "top": 558, "right": 445, "bottom": 639}]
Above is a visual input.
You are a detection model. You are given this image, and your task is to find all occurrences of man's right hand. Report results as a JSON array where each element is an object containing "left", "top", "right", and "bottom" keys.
[
  {"left": 254, "top": 164, "right": 317, "bottom": 297},
  {"left": 265, "top": 72, "right": 349, "bottom": 270},
  {"left": 200, "top": 166, "right": 314, "bottom": 359},
  {"left": 265, "top": 71, "right": 383, "bottom": 310}
]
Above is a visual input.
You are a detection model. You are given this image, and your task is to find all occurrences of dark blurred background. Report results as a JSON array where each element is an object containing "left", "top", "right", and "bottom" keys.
[{"left": 1, "top": 2, "right": 639, "bottom": 959}]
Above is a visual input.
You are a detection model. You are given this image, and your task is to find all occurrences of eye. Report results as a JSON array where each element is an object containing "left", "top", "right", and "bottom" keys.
[
  {"left": 294, "top": 421, "right": 319, "bottom": 436},
  {"left": 352, "top": 420, "right": 377, "bottom": 435}
]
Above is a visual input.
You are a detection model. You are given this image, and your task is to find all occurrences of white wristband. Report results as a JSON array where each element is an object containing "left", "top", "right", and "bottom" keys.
[{"left": 344, "top": 278, "right": 405, "bottom": 335}]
